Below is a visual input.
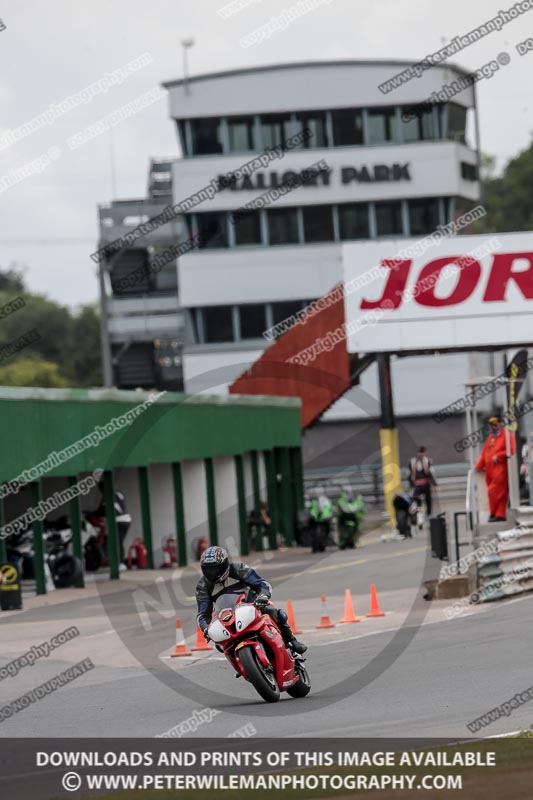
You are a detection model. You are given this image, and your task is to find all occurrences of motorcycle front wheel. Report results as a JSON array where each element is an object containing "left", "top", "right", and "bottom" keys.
[
  {"left": 238, "top": 646, "right": 280, "bottom": 703},
  {"left": 84, "top": 541, "right": 102, "bottom": 572},
  {"left": 287, "top": 661, "right": 311, "bottom": 698},
  {"left": 51, "top": 554, "right": 82, "bottom": 588}
]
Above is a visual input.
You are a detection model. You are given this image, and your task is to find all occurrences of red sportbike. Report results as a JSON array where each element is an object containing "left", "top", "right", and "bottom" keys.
[{"left": 207, "top": 592, "right": 311, "bottom": 704}]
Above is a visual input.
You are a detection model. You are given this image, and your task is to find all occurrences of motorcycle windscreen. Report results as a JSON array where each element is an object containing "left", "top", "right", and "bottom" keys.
[{"left": 213, "top": 592, "right": 242, "bottom": 619}]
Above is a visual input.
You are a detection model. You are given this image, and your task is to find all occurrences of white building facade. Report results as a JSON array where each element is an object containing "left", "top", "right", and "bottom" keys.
[{"left": 163, "top": 60, "right": 481, "bottom": 419}]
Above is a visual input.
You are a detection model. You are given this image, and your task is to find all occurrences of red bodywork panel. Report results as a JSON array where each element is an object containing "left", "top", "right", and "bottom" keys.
[
  {"left": 229, "top": 285, "right": 351, "bottom": 428},
  {"left": 213, "top": 595, "right": 299, "bottom": 690}
]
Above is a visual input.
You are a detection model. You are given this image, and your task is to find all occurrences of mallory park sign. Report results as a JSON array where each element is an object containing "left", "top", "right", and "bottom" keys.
[{"left": 217, "top": 163, "right": 411, "bottom": 191}]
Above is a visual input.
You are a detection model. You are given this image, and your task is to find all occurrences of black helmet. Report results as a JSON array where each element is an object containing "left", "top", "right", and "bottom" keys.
[{"left": 200, "top": 546, "right": 230, "bottom": 583}]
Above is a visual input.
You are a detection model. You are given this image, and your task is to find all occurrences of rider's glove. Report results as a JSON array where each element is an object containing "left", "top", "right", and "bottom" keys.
[
  {"left": 254, "top": 594, "right": 270, "bottom": 608},
  {"left": 202, "top": 627, "right": 210, "bottom": 641}
]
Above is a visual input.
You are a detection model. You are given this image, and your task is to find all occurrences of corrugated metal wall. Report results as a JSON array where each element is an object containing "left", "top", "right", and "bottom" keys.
[{"left": 0, "top": 388, "right": 301, "bottom": 482}]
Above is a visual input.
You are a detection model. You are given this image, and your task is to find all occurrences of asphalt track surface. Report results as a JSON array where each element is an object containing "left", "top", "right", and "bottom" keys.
[{"left": 1, "top": 531, "right": 532, "bottom": 740}]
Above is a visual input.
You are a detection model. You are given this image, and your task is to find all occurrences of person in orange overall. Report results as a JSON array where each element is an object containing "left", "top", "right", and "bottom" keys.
[{"left": 475, "top": 416, "right": 515, "bottom": 522}]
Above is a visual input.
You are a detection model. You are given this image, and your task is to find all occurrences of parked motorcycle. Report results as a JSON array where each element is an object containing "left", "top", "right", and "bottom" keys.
[
  {"left": 207, "top": 592, "right": 311, "bottom": 704},
  {"left": 44, "top": 516, "right": 83, "bottom": 587},
  {"left": 337, "top": 492, "right": 365, "bottom": 549},
  {"left": 393, "top": 492, "right": 418, "bottom": 539},
  {"left": 6, "top": 529, "right": 34, "bottom": 579},
  {"left": 6, "top": 517, "right": 82, "bottom": 588},
  {"left": 82, "top": 511, "right": 106, "bottom": 571},
  {"left": 48, "top": 514, "right": 106, "bottom": 576},
  {"left": 309, "top": 493, "right": 334, "bottom": 553}
]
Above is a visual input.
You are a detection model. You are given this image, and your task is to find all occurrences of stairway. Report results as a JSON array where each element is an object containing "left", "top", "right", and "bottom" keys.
[{"left": 229, "top": 284, "right": 371, "bottom": 428}]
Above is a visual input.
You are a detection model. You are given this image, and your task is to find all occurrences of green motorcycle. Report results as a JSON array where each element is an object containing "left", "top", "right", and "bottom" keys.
[
  {"left": 309, "top": 497, "right": 333, "bottom": 553},
  {"left": 336, "top": 493, "right": 364, "bottom": 550}
]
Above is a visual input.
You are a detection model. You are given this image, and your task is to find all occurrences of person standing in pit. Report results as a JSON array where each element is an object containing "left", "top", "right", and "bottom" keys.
[
  {"left": 475, "top": 416, "right": 515, "bottom": 522},
  {"left": 407, "top": 446, "right": 437, "bottom": 516}
]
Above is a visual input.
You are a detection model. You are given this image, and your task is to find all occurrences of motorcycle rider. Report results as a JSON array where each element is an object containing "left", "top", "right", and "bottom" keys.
[
  {"left": 336, "top": 489, "right": 364, "bottom": 549},
  {"left": 309, "top": 489, "right": 333, "bottom": 553},
  {"left": 196, "top": 546, "right": 307, "bottom": 655}
]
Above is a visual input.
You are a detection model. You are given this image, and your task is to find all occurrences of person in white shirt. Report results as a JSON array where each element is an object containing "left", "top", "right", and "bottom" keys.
[{"left": 408, "top": 446, "right": 437, "bottom": 516}]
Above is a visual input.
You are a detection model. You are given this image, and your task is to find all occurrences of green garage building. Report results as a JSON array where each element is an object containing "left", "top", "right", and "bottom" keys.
[{"left": 0, "top": 387, "right": 303, "bottom": 593}]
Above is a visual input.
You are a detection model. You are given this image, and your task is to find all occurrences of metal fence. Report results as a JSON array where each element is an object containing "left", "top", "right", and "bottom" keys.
[{"left": 303, "top": 462, "right": 469, "bottom": 507}]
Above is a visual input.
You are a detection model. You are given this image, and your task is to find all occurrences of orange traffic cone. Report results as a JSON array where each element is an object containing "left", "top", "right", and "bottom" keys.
[
  {"left": 339, "top": 589, "right": 361, "bottom": 623},
  {"left": 191, "top": 625, "right": 213, "bottom": 652},
  {"left": 316, "top": 594, "right": 336, "bottom": 629},
  {"left": 366, "top": 584, "right": 385, "bottom": 618},
  {"left": 286, "top": 599, "right": 303, "bottom": 634},
  {"left": 170, "top": 619, "right": 193, "bottom": 657}
]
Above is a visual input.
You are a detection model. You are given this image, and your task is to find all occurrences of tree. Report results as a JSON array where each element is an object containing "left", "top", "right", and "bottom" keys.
[
  {"left": 0, "top": 358, "right": 70, "bottom": 387},
  {"left": 64, "top": 305, "right": 103, "bottom": 386},
  {"left": 0, "top": 292, "right": 72, "bottom": 367},
  {"left": 482, "top": 141, "right": 533, "bottom": 232},
  {"left": 0, "top": 264, "right": 26, "bottom": 293},
  {"left": 0, "top": 265, "right": 103, "bottom": 388}
]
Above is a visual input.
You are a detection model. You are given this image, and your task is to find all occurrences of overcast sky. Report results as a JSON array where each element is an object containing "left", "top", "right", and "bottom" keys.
[{"left": 0, "top": 0, "right": 531, "bottom": 308}]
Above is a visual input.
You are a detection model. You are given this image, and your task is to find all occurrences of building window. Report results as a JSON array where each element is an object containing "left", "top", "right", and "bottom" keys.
[
  {"left": 239, "top": 304, "right": 267, "bottom": 338},
  {"left": 460, "top": 161, "right": 478, "bottom": 181},
  {"left": 189, "top": 309, "right": 201, "bottom": 344},
  {"left": 261, "top": 113, "right": 292, "bottom": 149},
  {"left": 435, "top": 104, "right": 446, "bottom": 138},
  {"left": 196, "top": 212, "right": 228, "bottom": 248},
  {"left": 111, "top": 250, "right": 151, "bottom": 295},
  {"left": 408, "top": 198, "right": 440, "bottom": 236},
  {"left": 331, "top": 108, "right": 364, "bottom": 146},
  {"left": 338, "top": 203, "right": 369, "bottom": 240},
  {"left": 227, "top": 116, "right": 255, "bottom": 152},
  {"left": 151, "top": 250, "right": 178, "bottom": 291},
  {"left": 302, "top": 205, "right": 334, "bottom": 242},
  {"left": 375, "top": 201, "right": 403, "bottom": 236},
  {"left": 401, "top": 108, "right": 436, "bottom": 142},
  {"left": 184, "top": 214, "right": 194, "bottom": 238},
  {"left": 367, "top": 107, "right": 398, "bottom": 144},
  {"left": 270, "top": 300, "right": 306, "bottom": 332},
  {"left": 447, "top": 103, "right": 467, "bottom": 144},
  {"left": 442, "top": 197, "right": 453, "bottom": 224},
  {"left": 234, "top": 210, "right": 262, "bottom": 245},
  {"left": 203, "top": 306, "right": 234, "bottom": 343},
  {"left": 296, "top": 111, "right": 328, "bottom": 148},
  {"left": 177, "top": 121, "right": 189, "bottom": 155},
  {"left": 190, "top": 118, "right": 223, "bottom": 155},
  {"left": 267, "top": 208, "right": 299, "bottom": 245}
]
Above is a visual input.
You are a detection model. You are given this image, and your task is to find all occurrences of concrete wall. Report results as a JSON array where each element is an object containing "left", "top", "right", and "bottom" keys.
[
  {"left": 180, "top": 243, "right": 341, "bottom": 308},
  {"left": 146, "top": 464, "right": 175, "bottom": 567},
  {"left": 113, "top": 467, "right": 141, "bottom": 559},
  {"left": 258, "top": 452, "right": 268, "bottom": 504},
  {"left": 303, "top": 415, "right": 468, "bottom": 471},
  {"left": 327, "top": 353, "right": 471, "bottom": 421},
  {"left": 165, "top": 61, "right": 475, "bottom": 120},
  {"left": 213, "top": 455, "right": 239, "bottom": 556},
  {"left": 181, "top": 459, "right": 209, "bottom": 561}
]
